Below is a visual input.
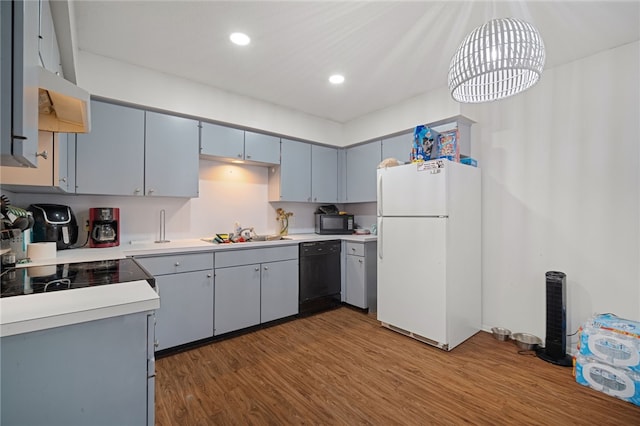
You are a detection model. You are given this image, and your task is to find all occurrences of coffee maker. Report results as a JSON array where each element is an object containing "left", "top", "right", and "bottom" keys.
[{"left": 89, "top": 207, "right": 120, "bottom": 248}]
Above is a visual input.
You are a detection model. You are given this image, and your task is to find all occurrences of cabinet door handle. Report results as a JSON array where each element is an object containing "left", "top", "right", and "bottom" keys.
[
  {"left": 358, "top": 259, "right": 363, "bottom": 264},
  {"left": 206, "top": 273, "right": 212, "bottom": 278},
  {"left": 59, "top": 177, "right": 67, "bottom": 183},
  {"left": 263, "top": 266, "right": 269, "bottom": 271},
  {"left": 254, "top": 267, "right": 260, "bottom": 271},
  {"left": 148, "top": 188, "right": 155, "bottom": 195},
  {"left": 134, "top": 188, "right": 141, "bottom": 194},
  {"left": 175, "top": 262, "right": 180, "bottom": 267},
  {"left": 237, "top": 153, "right": 242, "bottom": 158},
  {"left": 351, "top": 247, "right": 356, "bottom": 252},
  {"left": 36, "top": 150, "right": 48, "bottom": 160},
  {"left": 246, "top": 155, "right": 252, "bottom": 159}
]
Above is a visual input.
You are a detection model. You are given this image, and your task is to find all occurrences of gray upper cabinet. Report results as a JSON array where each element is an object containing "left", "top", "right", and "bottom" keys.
[
  {"left": 269, "top": 138, "right": 311, "bottom": 202},
  {"left": 1, "top": 0, "right": 40, "bottom": 167},
  {"left": 269, "top": 140, "right": 338, "bottom": 203},
  {"left": 145, "top": 111, "right": 199, "bottom": 197},
  {"left": 38, "top": 0, "right": 62, "bottom": 76},
  {"left": 200, "top": 123, "right": 280, "bottom": 165},
  {"left": 345, "top": 140, "right": 382, "bottom": 203},
  {"left": 76, "top": 100, "right": 199, "bottom": 197},
  {"left": 244, "top": 131, "right": 280, "bottom": 164},
  {"left": 200, "top": 122, "right": 244, "bottom": 160},
  {"left": 0, "top": 131, "right": 74, "bottom": 193},
  {"left": 76, "top": 100, "right": 145, "bottom": 196},
  {"left": 381, "top": 132, "right": 412, "bottom": 164},
  {"left": 311, "top": 144, "right": 338, "bottom": 203}
]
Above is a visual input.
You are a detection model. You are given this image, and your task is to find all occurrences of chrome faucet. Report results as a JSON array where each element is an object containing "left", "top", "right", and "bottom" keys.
[{"left": 155, "top": 209, "right": 170, "bottom": 243}]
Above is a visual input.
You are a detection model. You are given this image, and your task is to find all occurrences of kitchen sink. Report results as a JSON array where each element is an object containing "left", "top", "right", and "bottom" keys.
[
  {"left": 250, "top": 235, "right": 291, "bottom": 242},
  {"left": 200, "top": 235, "right": 291, "bottom": 244}
]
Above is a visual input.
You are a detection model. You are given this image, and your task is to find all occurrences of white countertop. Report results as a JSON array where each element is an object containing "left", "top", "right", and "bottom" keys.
[
  {"left": 122, "top": 233, "right": 377, "bottom": 257},
  {"left": 0, "top": 280, "right": 159, "bottom": 337},
  {"left": 1, "top": 233, "right": 375, "bottom": 337}
]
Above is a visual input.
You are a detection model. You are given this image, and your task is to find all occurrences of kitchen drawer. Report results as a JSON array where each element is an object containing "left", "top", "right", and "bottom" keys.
[
  {"left": 215, "top": 245, "right": 297, "bottom": 268},
  {"left": 345, "top": 242, "right": 365, "bottom": 257},
  {"left": 134, "top": 252, "right": 214, "bottom": 276}
]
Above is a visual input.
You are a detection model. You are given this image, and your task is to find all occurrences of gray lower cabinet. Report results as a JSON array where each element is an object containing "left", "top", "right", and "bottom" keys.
[
  {"left": 345, "top": 140, "right": 382, "bottom": 202},
  {"left": 344, "top": 241, "right": 377, "bottom": 311},
  {"left": 1, "top": 312, "right": 154, "bottom": 426},
  {"left": 134, "top": 252, "right": 214, "bottom": 351},
  {"left": 214, "top": 264, "right": 261, "bottom": 335},
  {"left": 214, "top": 246, "right": 298, "bottom": 335},
  {"left": 260, "top": 258, "right": 298, "bottom": 323}
]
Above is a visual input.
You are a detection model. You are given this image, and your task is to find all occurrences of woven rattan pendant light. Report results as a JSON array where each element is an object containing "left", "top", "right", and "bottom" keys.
[{"left": 448, "top": 18, "right": 545, "bottom": 103}]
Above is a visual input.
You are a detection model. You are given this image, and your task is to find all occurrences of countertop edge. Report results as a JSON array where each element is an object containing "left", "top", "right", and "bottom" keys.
[{"left": 1, "top": 281, "right": 159, "bottom": 337}]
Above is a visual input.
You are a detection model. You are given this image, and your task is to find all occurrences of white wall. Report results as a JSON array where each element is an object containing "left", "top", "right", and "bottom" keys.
[
  {"left": 10, "top": 160, "right": 324, "bottom": 245},
  {"left": 342, "top": 86, "right": 468, "bottom": 146},
  {"left": 466, "top": 41, "right": 639, "bottom": 346},
  {"left": 76, "top": 51, "right": 343, "bottom": 146}
]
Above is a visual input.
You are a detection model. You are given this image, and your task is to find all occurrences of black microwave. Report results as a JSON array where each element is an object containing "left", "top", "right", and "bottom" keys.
[{"left": 315, "top": 214, "right": 354, "bottom": 235}]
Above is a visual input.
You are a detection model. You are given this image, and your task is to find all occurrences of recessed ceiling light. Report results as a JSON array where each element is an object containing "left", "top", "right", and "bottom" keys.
[
  {"left": 230, "top": 32, "right": 250, "bottom": 46},
  {"left": 329, "top": 74, "right": 345, "bottom": 85}
]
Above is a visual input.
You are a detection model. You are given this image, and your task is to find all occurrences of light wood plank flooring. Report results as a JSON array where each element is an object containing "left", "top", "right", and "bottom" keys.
[{"left": 155, "top": 307, "right": 640, "bottom": 425}]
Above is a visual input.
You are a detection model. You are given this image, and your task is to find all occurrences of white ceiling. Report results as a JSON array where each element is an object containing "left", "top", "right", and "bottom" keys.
[{"left": 73, "top": 1, "right": 640, "bottom": 123}]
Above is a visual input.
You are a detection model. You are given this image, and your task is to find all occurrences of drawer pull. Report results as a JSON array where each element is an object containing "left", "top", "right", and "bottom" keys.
[{"left": 175, "top": 262, "right": 180, "bottom": 267}]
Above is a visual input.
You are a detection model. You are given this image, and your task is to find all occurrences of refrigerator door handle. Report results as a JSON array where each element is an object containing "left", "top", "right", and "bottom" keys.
[
  {"left": 378, "top": 219, "right": 383, "bottom": 260},
  {"left": 377, "top": 173, "right": 383, "bottom": 217}
]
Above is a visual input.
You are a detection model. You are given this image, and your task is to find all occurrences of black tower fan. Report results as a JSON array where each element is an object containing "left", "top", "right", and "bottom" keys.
[{"left": 536, "top": 271, "right": 573, "bottom": 366}]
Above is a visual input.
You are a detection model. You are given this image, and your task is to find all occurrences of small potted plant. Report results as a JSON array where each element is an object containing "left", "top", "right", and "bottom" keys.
[{"left": 275, "top": 208, "right": 293, "bottom": 236}]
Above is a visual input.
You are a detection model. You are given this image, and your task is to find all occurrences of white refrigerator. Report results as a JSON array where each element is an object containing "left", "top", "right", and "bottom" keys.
[{"left": 376, "top": 159, "right": 481, "bottom": 351}]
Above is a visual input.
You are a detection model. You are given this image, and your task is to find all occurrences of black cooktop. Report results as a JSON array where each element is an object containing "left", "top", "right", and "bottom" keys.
[{"left": 0, "top": 258, "right": 155, "bottom": 298}]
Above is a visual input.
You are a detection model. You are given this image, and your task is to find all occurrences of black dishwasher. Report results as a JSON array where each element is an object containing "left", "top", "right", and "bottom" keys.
[{"left": 299, "top": 240, "right": 341, "bottom": 315}]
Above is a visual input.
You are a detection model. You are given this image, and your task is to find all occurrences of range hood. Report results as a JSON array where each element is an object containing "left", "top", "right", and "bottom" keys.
[{"left": 38, "top": 67, "right": 91, "bottom": 133}]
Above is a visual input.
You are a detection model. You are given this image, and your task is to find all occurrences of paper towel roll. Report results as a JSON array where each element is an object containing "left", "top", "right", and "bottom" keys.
[
  {"left": 29, "top": 265, "right": 57, "bottom": 277},
  {"left": 27, "top": 242, "right": 57, "bottom": 260}
]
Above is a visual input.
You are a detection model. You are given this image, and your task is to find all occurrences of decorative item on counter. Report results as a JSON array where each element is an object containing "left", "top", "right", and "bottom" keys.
[
  {"left": 411, "top": 125, "right": 436, "bottom": 163},
  {"left": 437, "top": 128, "right": 460, "bottom": 162},
  {"left": 276, "top": 208, "right": 293, "bottom": 236}
]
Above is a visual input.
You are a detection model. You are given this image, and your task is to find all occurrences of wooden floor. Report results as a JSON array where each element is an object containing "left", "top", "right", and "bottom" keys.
[{"left": 155, "top": 307, "right": 640, "bottom": 425}]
